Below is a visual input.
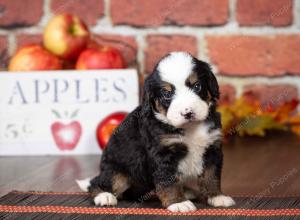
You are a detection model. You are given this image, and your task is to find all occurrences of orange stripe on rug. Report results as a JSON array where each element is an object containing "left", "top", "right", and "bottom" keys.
[{"left": 0, "top": 205, "right": 300, "bottom": 216}]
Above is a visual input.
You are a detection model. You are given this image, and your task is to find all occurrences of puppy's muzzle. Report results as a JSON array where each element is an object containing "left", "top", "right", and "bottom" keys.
[{"left": 181, "top": 109, "right": 195, "bottom": 120}]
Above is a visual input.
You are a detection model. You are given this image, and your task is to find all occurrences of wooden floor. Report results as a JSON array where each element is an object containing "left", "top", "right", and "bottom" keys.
[{"left": 0, "top": 132, "right": 299, "bottom": 197}]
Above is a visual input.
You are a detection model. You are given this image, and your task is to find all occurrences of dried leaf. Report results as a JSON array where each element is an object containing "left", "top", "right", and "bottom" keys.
[
  {"left": 218, "top": 106, "right": 234, "bottom": 132},
  {"left": 71, "top": 109, "right": 79, "bottom": 118},
  {"left": 51, "top": 109, "right": 61, "bottom": 119},
  {"left": 230, "top": 97, "right": 261, "bottom": 118},
  {"left": 237, "top": 115, "right": 287, "bottom": 137},
  {"left": 218, "top": 95, "right": 299, "bottom": 137},
  {"left": 286, "top": 115, "right": 300, "bottom": 125},
  {"left": 273, "top": 99, "right": 299, "bottom": 122},
  {"left": 291, "top": 125, "right": 300, "bottom": 135}
]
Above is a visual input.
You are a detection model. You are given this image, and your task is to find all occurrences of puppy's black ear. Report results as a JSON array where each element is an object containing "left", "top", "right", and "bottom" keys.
[
  {"left": 195, "top": 59, "right": 220, "bottom": 101},
  {"left": 199, "top": 61, "right": 219, "bottom": 101},
  {"left": 141, "top": 75, "right": 154, "bottom": 115},
  {"left": 207, "top": 67, "right": 220, "bottom": 100}
]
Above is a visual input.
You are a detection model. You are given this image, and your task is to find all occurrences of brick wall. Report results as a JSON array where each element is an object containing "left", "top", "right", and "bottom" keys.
[{"left": 0, "top": 0, "right": 300, "bottom": 106}]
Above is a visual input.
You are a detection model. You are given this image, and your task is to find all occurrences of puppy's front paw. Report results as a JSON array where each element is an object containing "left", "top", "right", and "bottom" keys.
[
  {"left": 208, "top": 195, "right": 235, "bottom": 207},
  {"left": 94, "top": 192, "right": 118, "bottom": 206},
  {"left": 167, "top": 200, "right": 197, "bottom": 212}
]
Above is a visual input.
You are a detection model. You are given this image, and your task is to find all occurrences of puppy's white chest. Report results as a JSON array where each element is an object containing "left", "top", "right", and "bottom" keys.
[{"left": 178, "top": 123, "right": 221, "bottom": 179}]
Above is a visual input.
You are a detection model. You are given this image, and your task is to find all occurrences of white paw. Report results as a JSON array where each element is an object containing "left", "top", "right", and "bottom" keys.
[
  {"left": 167, "top": 200, "right": 197, "bottom": 212},
  {"left": 76, "top": 178, "right": 91, "bottom": 192},
  {"left": 94, "top": 192, "right": 118, "bottom": 206},
  {"left": 208, "top": 195, "right": 235, "bottom": 207}
]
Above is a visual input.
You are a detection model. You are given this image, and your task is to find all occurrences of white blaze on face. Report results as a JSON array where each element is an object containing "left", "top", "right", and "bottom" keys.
[{"left": 158, "top": 52, "right": 209, "bottom": 127}]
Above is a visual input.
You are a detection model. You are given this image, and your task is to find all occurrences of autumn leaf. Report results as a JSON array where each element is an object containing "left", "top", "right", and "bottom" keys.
[
  {"left": 291, "top": 125, "right": 300, "bottom": 135},
  {"left": 218, "top": 106, "right": 234, "bottom": 132},
  {"left": 273, "top": 99, "right": 299, "bottom": 122},
  {"left": 285, "top": 115, "right": 300, "bottom": 125},
  {"left": 288, "top": 115, "right": 300, "bottom": 136},
  {"left": 218, "top": 95, "right": 299, "bottom": 137},
  {"left": 237, "top": 115, "right": 287, "bottom": 137},
  {"left": 230, "top": 97, "right": 261, "bottom": 118}
]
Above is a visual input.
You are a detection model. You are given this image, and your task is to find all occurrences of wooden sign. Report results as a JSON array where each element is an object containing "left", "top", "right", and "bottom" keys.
[{"left": 0, "top": 70, "right": 139, "bottom": 155}]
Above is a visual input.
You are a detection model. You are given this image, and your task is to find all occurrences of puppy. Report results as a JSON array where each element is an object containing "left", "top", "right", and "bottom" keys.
[{"left": 77, "top": 52, "right": 235, "bottom": 212}]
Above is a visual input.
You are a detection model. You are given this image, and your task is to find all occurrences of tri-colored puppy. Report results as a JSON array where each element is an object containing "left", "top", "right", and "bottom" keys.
[{"left": 77, "top": 52, "right": 235, "bottom": 212}]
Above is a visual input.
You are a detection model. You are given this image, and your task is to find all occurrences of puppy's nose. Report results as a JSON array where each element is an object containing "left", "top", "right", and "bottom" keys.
[{"left": 182, "top": 111, "right": 194, "bottom": 120}]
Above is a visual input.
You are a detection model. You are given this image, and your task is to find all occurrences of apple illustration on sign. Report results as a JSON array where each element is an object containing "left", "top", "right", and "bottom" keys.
[{"left": 51, "top": 109, "right": 82, "bottom": 151}]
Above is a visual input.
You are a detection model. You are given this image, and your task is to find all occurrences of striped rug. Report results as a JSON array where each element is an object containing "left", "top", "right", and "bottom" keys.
[{"left": 0, "top": 191, "right": 299, "bottom": 219}]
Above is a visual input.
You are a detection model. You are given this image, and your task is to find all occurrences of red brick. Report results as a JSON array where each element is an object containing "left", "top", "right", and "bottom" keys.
[
  {"left": 243, "top": 84, "right": 298, "bottom": 108},
  {"left": 145, "top": 35, "right": 197, "bottom": 73},
  {"left": 219, "top": 84, "right": 236, "bottom": 105},
  {"left": 92, "top": 34, "right": 137, "bottom": 67},
  {"left": 15, "top": 34, "right": 42, "bottom": 50},
  {"left": 237, "top": 0, "right": 293, "bottom": 26},
  {"left": 51, "top": 0, "right": 104, "bottom": 26},
  {"left": 111, "top": 0, "right": 228, "bottom": 27},
  {"left": 0, "top": 0, "right": 43, "bottom": 28},
  {"left": 206, "top": 35, "right": 300, "bottom": 76},
  {"left": 0, "top": 36, "right": 8, "bottom": 70}
]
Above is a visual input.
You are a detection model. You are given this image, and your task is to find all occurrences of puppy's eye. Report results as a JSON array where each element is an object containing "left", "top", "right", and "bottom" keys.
[
  {"left": 193, "top": 82, "right": 201, "bottom": 93},
  {"left": 161, "top": 89, "right": 173, "bottom": 100}
]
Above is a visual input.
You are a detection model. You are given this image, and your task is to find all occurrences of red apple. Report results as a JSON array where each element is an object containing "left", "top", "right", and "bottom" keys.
[
  {"left": 51, "top": 121, "right": 82, "bottom": 151},
  {"left": 96, "top": 112, "right": 127, "bottom": 149},
  {"left": 43, "top": 14, "right": 89, "bottom": 60},
  {"left": 86, "top": 39, "right": 101, "bottom": 49},
  {"left": 8, "top": 44, "right": 62, "bottom": 71},
  {"left": 76, "top": 46, "right": 126, "bottom": 70}
]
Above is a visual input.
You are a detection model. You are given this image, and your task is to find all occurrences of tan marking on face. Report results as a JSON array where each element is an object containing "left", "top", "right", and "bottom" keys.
[
  {"left": 155, "top": 99, "right": 167, "bottom": 115},
  {"left": 156, "top": 184, "right": 185, "bottom": 207},
  {"left": 112, "top": 173, "right": 131, "bottom": 197},
  {"left": 161, "top": 82, "right": 172, "bottom": 92},
  {"left": 155, "top": 82, "right": 172, "bottom": 115},
  {"left": 206, "top": 92, "right": 212, "bottom": 103},
  {"left": 186, "top": 72, "right": 198, "bottom": 85}
]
